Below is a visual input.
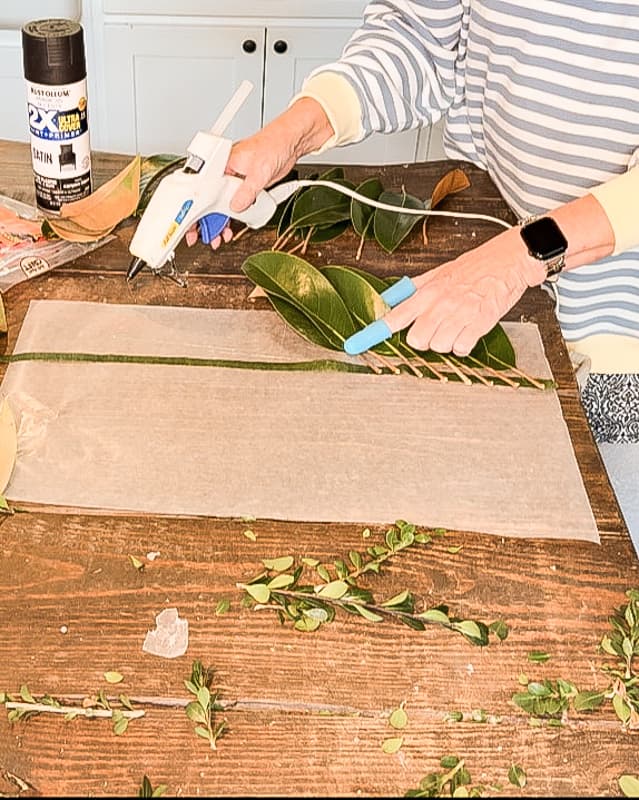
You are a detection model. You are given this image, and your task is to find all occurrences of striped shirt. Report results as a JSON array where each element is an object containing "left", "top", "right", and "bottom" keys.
[{"left": 305, "top": 0, "right": 639, "bottom": 364}]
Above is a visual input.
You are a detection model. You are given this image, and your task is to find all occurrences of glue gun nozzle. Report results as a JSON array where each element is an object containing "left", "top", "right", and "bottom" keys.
[{"left": 126, "top": 257, "right": 146, "bottom": 281}]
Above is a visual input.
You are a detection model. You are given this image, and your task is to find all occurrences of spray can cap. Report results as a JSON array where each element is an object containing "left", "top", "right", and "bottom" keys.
[{"left": 22, "top": 18, "right": 86, "bottom": 85}]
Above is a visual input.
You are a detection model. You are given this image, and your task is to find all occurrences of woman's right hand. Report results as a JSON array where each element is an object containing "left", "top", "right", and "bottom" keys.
[{"left": 187, "top": 96, "right": 335, "bottom": 249}]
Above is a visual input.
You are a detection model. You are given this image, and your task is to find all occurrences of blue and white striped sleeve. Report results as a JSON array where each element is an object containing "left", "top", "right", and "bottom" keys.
[{"left": 296, "top": 0, "right": 464, "bottom": 145}]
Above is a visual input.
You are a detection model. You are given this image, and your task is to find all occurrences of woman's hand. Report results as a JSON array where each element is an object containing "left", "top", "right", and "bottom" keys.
[
  {"left": 381, "top": 226, "right": 547, "bottom": 356},
  {"left": 187, "top": 97, "right": 334, "bottom": 250}
]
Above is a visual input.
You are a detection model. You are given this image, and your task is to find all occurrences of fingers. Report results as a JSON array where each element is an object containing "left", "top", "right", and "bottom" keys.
[{"left": 185, "top": 221, "right": 234, "bottom": 249}]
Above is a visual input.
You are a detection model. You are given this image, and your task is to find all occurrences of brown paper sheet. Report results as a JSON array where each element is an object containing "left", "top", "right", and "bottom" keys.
[{"left": 0, "top": 300, "right": 599, "bottom": 542}]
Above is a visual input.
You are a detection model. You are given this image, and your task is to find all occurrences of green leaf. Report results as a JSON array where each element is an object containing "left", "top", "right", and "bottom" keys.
[
  {"left": 508, "top": 764, "right": 527, "bottom": 789},
  {"left": 151, "top": 786, "right": 168, "bottom": 798},
  {"left": 454, "top": 620, "right": 483, "bottom": 641},
  {"left": 242, "top": 251, "right": 356, "bottom": 349},
  {"left": 19, "top": 685, "right": 35, "bottom": 703},
  {"left": 489, "top": 620, "right": 509, "bottom": 641},
  {"left": 262, "top": 555, "right": 295, "bottom": 572},
  {"left": 0, "top": 495, "right": 10, "bottom": 513},
  {"left": 112, "top": 711, "right": 129, "bottom": 736},
  {"left": 185, "top": 701, "right": 208, "bottom": 725},
  {"left": 239, "top": 582, "right": 271, "bottom": 604},
  {"left": 289, "top": 179, "right": 354, "bottom": 230},
  {"left": 294, "top": 616, "right": 321, "bottom": 632},
  {"left": 351, "top": 177, "right": 384, "bottom": 238},
  {"left": 389, "top": 706, "right": 408, "bottom": 730},
  {"left": 215, "top": 598, "right": 231, "bottom": 615},
  {"left": 354, "top": 605, "right": 384, "bottom": 623},
  {"left": 373, "top": 189, "right": 425, "bottom": 254},
  {"left": 381, "top": 589, "right": 411, "bottom": 608},
  {"left": 194, "top": 725, "right": 212, "bottom": 741},
  {"left": 267, "top": 573, "right": 295, "bottom": 590},
  {"left": 381, "top": 736, "right": 404, "bottom": 754},
  {"left": 316, "top": 579, "right": 349, "bottom": 600},
  {"left": 197, "top": 686, "right": 211, "bottom": 711},
  {"left": 103, "top": 671, "right": 124, "bottom": 684},
  {"left": 469, "top": 324, "right": 516, "bottom": 370},
  {"left": 322, "top": 264, "right": 388, "bottom": 327},
  {"left": 573, "top": 690, "right": 606, "bottom": 712},
  {"left": 242, "top": 529, "right": 257, "bottom": 541},
  {"left": 619, "top": 775, "right": 639, "bottom": 797},
  {"left": 612, "top": 693, "right": 631, "bottom": 723},
  {"left": 527, "top": 650, "right": 551, "bottom": 663},
  {"left": 418, "top": 608, "right": 450, "bottom": 625},
  {"left": 129, "top": 554, "right": 144, "bottom": 571}
]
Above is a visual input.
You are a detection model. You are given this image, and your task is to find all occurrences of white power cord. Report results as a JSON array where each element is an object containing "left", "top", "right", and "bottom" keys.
[{"left": 269, "top": 178, "right": 513, "bottom": 230}]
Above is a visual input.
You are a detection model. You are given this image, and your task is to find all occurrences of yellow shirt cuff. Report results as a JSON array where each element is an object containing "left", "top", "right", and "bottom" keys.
[
  {"left": 290, "top": 72, "right": 364, "bottom": 155},
  {"left": 590, "top": 164, "right": 639, "bottom": 255},
  {"left": 567, "top": 334, "right": 639, "bottom": 374}
]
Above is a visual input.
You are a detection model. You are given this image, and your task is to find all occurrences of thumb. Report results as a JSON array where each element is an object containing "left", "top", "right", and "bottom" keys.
[{"left": 229, "top": 178, "right": 261, "bottom": 213}]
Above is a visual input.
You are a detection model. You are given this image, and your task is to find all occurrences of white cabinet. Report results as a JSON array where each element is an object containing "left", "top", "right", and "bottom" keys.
[
  {"left": 100, "top": 18, "right": 426, "bottom": 164},
  {"left": 101, "top": 23, "right": 264, "bottom": 155}
]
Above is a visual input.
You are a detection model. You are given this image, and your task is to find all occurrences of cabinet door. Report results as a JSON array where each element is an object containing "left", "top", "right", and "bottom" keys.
[
  {"left": 263, "top": 25, "right": 420, "bottom": 165},
  {"left": 102, "top": 24, "right": 264, "bottom": 154}
]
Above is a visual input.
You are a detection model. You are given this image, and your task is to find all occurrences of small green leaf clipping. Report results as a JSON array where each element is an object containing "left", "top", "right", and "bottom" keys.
[
  {"left": 619, "top": 775, "right": 639, "bottom": 798},
  {"left": 527, "top": 650, "right": 551, "bottom": 663},
  {"left": 240, "top": 582, "right": 271, "bottom": 604},
  {"left": 215, "top": 598, "right": 231, "bottom": 615},
  {"left": 381, "top": 736, "right": 404, "bottom": 754},
  {"left": 242, "top": 529, "right": 257, "bottom": 541},
  {"left": 389, "top": 705, "right": 408, "bottom": 730},
  {"left": 104, "top": 671, "right": 124, "bottom": 684},
  {"left": 316, "top": 579, "right": 349, "bottom": 599},
  {"left": 262, "top": 555, "right": 294, "bottom": 572},
  {"left": 129, "top": 554, "right": 144, "bottom": 571},
  {"left": 508, "top": 764, "right": 527, "bottom": 789}
]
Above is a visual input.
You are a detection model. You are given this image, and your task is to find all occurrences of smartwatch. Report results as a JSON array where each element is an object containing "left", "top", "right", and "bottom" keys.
[{"left": 519, "top": 216, "right": 568, "bottom": 278}]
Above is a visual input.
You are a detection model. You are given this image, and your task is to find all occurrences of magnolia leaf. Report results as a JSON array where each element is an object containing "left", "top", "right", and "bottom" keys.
[
  {"left": 242, "top": 251, "right": 356, "bottom": 348},
  {"left": 308, "top": 220, "right": 350, "bottom": 243},
  {"left": 351, "top": 177, "right": 384, "bottom": 253},
  {"left": 619, "top": 775, "right": 639, "bottom": 798},
  {"left": 136, "top": 153, "right": 185, "bottom": 216},
  {"left": 422, "top": 168, "right": 471, "bottom": 245},
  {"left": 468, "top": 323, "right": 516, "bottom": 369},
  {"left": 289, "top": 179, "right": 354, "bottom": 231},
  {"left": 47, "top": 155, "right": 142, "bottom": 241},
  {"left": 321, "top": 264, "right": 387, "bottom": 328},
  {"left": 268, "top": 294, "right": 339, "bottom": 351},
  {"left": 0, "top": 397, "right": 17, "bottom": 495},
  {"left": 373, "top": 189, "right": 425, "bottom": 254}
]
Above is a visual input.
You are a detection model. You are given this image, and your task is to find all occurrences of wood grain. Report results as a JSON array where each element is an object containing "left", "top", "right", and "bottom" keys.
[{"left": 0, "top": 141, "right": 637, "bottom": 797}]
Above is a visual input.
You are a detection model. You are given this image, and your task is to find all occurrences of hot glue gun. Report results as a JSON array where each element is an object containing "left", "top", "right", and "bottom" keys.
[{"left": 127, "top": 80, "right": 282, "bottom": 284}]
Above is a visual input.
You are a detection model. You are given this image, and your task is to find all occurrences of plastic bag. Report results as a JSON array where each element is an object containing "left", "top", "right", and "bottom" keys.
[{"left": 0, "top": 194, "right": 113, "bottom": 293}]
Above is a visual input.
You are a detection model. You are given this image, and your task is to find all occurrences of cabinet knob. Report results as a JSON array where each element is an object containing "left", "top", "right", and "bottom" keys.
[
  {"left": 242, "top": 39, "right": 257, "bottom": 53},
  {"left": 273, "top": 40, "right": 288, "bottom": 54}
]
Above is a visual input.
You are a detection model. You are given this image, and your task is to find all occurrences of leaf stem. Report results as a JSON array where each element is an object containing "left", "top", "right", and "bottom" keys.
[{"left": 5, "top": 701, "right": 145, "bottom": 719}]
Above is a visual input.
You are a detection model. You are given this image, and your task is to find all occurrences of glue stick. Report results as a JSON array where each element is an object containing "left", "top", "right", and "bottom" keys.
[{"left": 21, "top": 18, "right": 92, "bottom": 212}]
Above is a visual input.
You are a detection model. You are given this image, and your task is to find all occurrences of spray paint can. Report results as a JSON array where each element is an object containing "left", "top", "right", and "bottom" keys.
[{"left": 22, "top": 18, "right": 92, "bottom": 212}]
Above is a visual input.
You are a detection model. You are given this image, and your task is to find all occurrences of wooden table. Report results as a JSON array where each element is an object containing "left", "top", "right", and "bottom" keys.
[{"left": 0, "top": 140, "right": 637, "bottom": 798}]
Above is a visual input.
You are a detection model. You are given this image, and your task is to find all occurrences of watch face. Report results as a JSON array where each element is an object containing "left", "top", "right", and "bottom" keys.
[{"left": 520, "top": 217, "right": 568, "bottom": 260}]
